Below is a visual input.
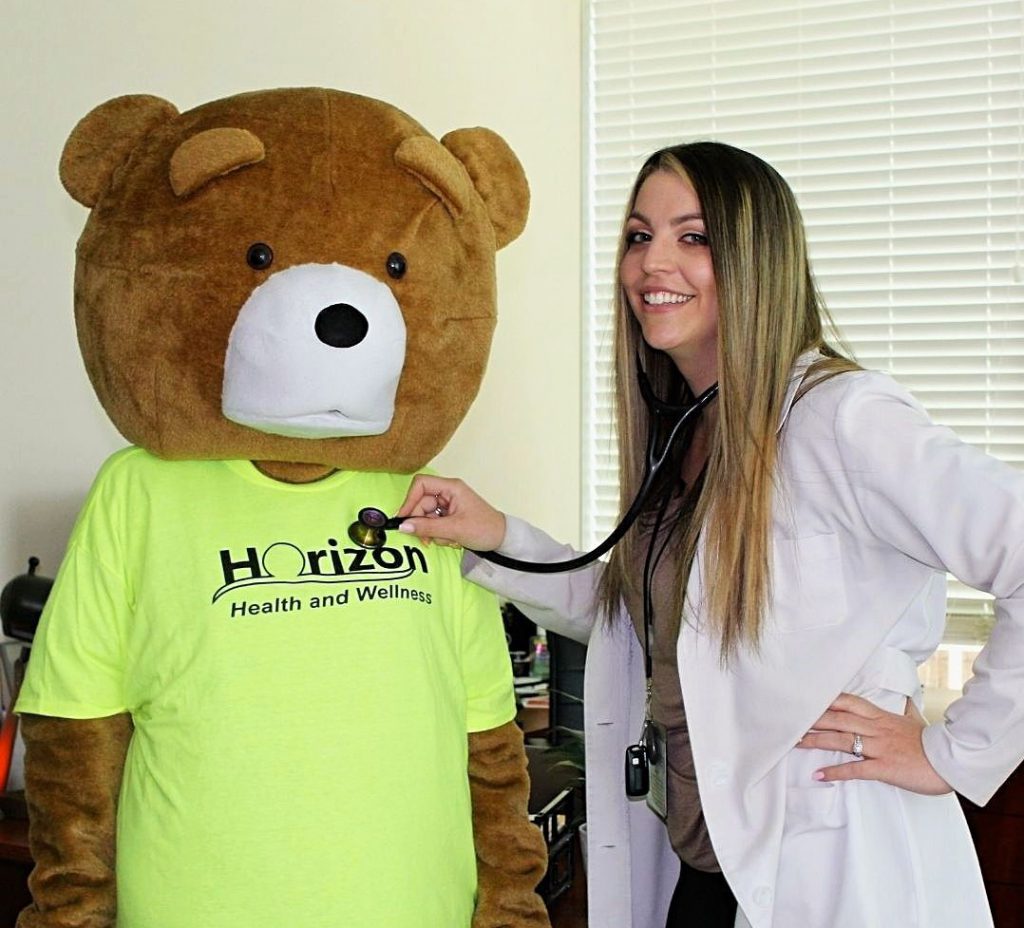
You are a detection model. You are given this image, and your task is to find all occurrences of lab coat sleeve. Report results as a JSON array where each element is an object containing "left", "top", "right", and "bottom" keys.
[
  {"left": 833, "top": 372, "right": 1024, "bottom": 805},
  {"left": 461, "top": 515, "right": 603, "bottom": 646}
]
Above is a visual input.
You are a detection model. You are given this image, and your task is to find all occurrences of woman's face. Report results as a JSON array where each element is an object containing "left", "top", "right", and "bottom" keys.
[{"left": 619, "top": 169, "right": 718, "bottom": 391}]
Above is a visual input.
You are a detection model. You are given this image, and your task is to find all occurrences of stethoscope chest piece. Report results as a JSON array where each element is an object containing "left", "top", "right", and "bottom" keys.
[{"left": 348, "top": 507, "right": 402, "bottom": 549}]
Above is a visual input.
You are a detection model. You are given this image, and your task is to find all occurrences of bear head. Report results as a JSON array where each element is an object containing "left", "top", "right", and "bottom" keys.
[{"left": 59, "top": 87, "right": 529, "bottom": 477}]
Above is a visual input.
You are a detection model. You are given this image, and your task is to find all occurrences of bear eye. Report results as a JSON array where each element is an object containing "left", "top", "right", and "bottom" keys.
[
  {"left": 386, "top": 252, "right": 407, "bottom": 280},
  {"left": 246, "top": 242, "right": 274, "bottom": 270}
]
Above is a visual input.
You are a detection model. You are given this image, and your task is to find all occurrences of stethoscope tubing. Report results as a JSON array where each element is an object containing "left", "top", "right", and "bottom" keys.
[{"left": 472, "top": 372, "right": 718, "bottom": 574}]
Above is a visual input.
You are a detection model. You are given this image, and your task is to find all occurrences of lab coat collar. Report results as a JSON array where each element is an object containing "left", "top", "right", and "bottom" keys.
[{"left": 776, "top": 349, "right": 824, "bottom": 434}]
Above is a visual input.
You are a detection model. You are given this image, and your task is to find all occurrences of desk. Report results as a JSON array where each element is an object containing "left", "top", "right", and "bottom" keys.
[
  {"left": 960, "top": 762, "right": 1024, "bottom": 928},
  {"left": 546, "top": 832, "right": 587, "bottom": 928},
  {"left": 0, "top": 818, "right": 31, "bottom": 928}
]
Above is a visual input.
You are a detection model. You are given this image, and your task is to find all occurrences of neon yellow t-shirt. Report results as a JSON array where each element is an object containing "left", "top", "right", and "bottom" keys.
[{"left": 18, "top": 447, "right": 515, "bottom": 928}]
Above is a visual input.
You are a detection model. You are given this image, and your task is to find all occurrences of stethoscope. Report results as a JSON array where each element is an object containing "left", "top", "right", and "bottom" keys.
[
  {"left": 348, "top": 361, "right": 718, "bottom": 803},
  {"left": 347, "top": 363, "right": 719, "bottom": 572}
]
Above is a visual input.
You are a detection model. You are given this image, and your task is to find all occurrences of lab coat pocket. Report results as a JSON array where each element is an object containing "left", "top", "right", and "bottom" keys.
[
  {"left": 779, "top": 777, "right": 921, "bottom": 928},
  {"left": 784, "top": 780, "right": 846, "bottom": 834},
  {"left": 772, "top": 532, "right": 845, "bottom": 631},
  {"left": 775, "top": 782, "right": 853, "bottom": 926}
]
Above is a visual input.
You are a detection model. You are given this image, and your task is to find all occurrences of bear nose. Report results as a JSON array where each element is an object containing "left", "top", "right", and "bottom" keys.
[{"left": 314, "top": 303, "right": 370, "bottom": 348}]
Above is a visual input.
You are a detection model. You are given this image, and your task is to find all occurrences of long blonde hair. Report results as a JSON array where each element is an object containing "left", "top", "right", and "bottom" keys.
[{"left": 599, "top": 142, "right": 858, "bottom": 660}]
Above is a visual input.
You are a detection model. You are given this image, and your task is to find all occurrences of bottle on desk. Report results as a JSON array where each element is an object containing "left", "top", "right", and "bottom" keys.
[{"left": 529, "top": 634, "right": 550, "bottom": 680}]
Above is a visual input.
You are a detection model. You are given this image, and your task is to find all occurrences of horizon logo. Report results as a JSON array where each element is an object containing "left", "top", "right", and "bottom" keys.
[{"left": 212, "top": 537, "right": 428, "bottom": 603}]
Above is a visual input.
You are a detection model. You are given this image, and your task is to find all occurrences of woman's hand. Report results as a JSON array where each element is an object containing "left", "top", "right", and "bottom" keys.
[
  {"left": 797, "top": 692, "right": 952, "bottom": 795},
  {"left": 396, "top": 474, "right": 507, "bottom": 551}
]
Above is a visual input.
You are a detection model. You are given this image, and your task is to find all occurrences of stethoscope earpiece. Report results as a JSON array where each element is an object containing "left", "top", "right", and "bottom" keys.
[{"left": 348, "top": 507, "right": 403, "bottom": 549}]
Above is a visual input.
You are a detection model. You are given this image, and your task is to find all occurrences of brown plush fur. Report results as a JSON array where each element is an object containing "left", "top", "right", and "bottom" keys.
[
  {"left": 22, "top": 87, "right": 547, "bottom": 928},
  {"left": 468, "top": 722, "right": 551, "bottom": 927},
  {"left": 17, "top": 715, "right": 132, "bottom": 928},
  {"left": 60, "top": 88, "right": 529, "bottom": 473}
]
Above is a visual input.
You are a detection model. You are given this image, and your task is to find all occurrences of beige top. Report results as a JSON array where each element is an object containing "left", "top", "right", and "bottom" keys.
[{"left": 621, "top": 492, "right": 720, "bottom": 873}]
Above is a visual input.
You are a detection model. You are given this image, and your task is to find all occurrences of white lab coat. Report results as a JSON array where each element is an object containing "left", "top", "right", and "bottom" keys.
[{"left": 464, "top": 355, "right": 1024, "bottom": 927}]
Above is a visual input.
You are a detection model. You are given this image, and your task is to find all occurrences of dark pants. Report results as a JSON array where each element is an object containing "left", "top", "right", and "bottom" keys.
[{"left": 665, "top": 860, "right": 738, "bottom": 927}]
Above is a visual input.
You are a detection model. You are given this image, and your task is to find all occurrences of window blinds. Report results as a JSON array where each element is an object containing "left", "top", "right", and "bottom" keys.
[{"left": 584, "top": 0, "right": 1024, "bottom": 640}]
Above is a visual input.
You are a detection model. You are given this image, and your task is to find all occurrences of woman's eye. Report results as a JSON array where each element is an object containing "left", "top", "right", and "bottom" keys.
[
  {"left": 625, "top": 230, "right": 650, "bottom": 246},
  {"left": 681, "top": 232, "right": 709, "bottom": 246}
]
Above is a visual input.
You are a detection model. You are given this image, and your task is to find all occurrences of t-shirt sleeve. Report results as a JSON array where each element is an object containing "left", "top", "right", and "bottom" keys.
[
  {"left": 458, "top": 577, "right": 516, "bottom": 733},
  {"left": 16, "top": 464, "right": 132, "bottom": 719}
]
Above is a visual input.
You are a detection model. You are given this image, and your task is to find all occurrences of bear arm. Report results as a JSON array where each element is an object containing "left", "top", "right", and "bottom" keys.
[
  {"left": 17, "top": 713, "right": 133, "bottom": 928},
  {"left": 468, "top": 720, "right": 551, "bottom": 928}
]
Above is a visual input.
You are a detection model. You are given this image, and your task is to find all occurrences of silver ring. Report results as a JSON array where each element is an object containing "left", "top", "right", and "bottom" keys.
[
  {"left": 433, "top": 506, "right": 445, "bottom": 517},
  {"left": 852, "top": 733, "right": 864, "bottom": 759}
]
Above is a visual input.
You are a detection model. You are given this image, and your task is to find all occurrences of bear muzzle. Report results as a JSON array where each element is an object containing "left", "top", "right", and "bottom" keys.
[{"left": 222, "top": 263, "right": 407, "bottom": 439}]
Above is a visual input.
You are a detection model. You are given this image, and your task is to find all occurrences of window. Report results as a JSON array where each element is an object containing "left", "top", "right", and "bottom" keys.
[{"left": 584, "top": 1, "right": 1024, "bottom": 664}]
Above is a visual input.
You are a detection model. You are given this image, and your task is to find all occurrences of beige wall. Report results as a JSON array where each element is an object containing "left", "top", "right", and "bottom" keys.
[{"left": 0, "top": 0, "right": 583, "bottom": 586}]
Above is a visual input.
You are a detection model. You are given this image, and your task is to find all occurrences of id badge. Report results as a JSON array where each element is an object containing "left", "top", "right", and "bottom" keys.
[{"left": 645, "top": 720, "right": 668, "bottom": 822}]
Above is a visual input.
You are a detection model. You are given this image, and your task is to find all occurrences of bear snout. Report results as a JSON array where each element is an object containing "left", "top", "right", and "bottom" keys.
[{"left": 222, "top": 262, "right": 407, "bottom": 439}]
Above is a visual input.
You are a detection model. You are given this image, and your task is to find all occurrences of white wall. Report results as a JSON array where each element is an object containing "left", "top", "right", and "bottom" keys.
[{"left": 0, "top": 0, "right": 583, "bottom": 590}]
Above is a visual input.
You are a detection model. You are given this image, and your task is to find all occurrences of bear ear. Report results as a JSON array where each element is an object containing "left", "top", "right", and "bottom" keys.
[
  {"left": 395, "top": 136, "right": 474, "bottom": 223},
  {"left": 395, "top": 129, "right": 530, "bottom": 250},
  {"left": 60, "top": 94, "right": 179, "bottom": 207},
  {"left": 169, "top": 127, "right": 266, "bottom": 197},
  {"left": 441, "top": 128, "right": 530, "bottom": 250}
]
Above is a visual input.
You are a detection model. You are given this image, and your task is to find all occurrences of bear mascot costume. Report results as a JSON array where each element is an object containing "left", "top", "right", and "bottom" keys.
[{"left": 14, "top": 87, "right": 551, "bottom": 928}]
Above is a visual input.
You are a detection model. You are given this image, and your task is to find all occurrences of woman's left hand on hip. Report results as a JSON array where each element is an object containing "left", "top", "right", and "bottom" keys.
[{"left": 797, "top": 692, "right": 952, "bottom": 795}]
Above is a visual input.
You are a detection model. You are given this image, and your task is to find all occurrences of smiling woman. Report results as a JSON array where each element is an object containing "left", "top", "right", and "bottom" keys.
[
  {"left": 619, "top": 170, "right": 718, "bottom": 395},
  {"left": 585, "top": 0, "right": 1024, "bottom": 674}
]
